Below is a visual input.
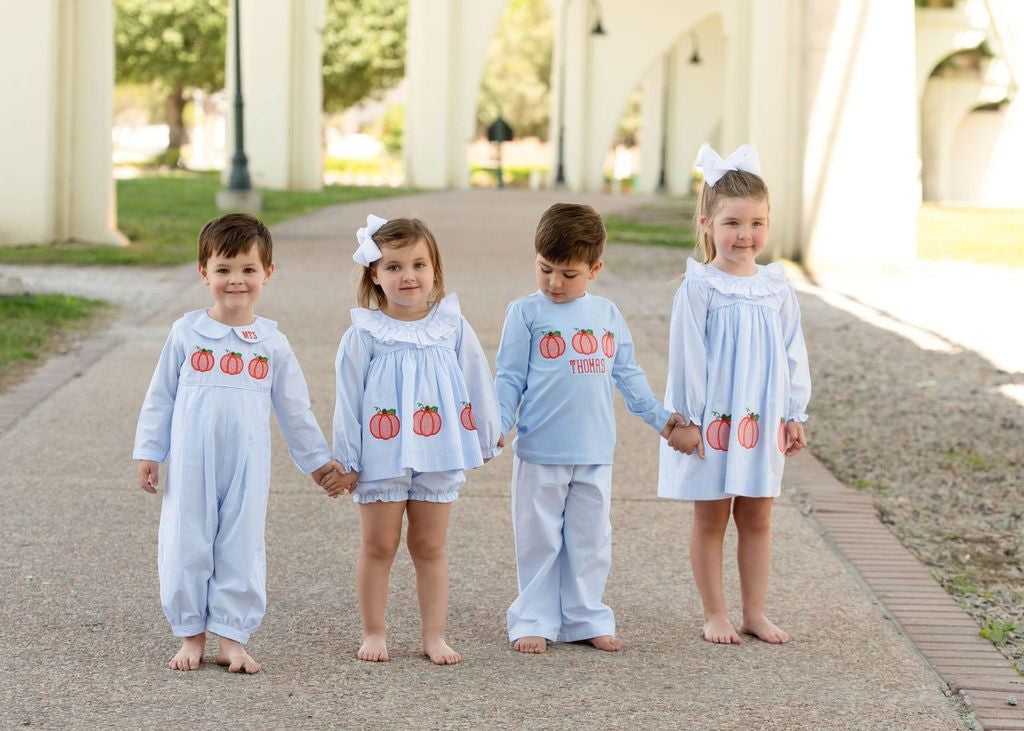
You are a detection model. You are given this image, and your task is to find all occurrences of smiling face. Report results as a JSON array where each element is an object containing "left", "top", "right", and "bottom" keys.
[
  {"left": 703, "top": 196, "right": 769, "bottom": 276},
  {"left": 535, "top": 254, "right": 602, "bottom": 304},
  {"left": 199, "top": 244, "right": 273, "bottom": 325},
  {"left": 372, "top": 238, "right": 436, "bottom": 319}
]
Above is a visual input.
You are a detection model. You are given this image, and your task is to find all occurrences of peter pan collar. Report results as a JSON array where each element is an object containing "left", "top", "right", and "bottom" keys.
[
  {"left": 685, "top": 258, "right": 788, "bottom": 298},
  {"left": 350, "top": 292, "right": 461, "bottom": 346},
  {"left": 184, "top": 309, "right": 279, "bottom": 343}
]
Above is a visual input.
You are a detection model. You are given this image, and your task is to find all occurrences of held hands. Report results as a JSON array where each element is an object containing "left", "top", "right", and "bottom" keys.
[
  {"left": 667, "top": 423, "right": 705, "bottom": 458},
  {"left": 137, "top": 460, "right": 160, "bottom": 494},
  {"left": 484, "top": 434, "right": 506, "bottom": 464},
  {"left": 311, "top": 460, "right": 359, "bottom": 498}
]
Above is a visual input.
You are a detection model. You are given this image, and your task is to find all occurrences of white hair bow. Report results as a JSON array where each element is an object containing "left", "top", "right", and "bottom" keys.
[
  {"left": 695, "top": 144, "right": 762, "bottom": 187},
  {"left": 353, "top": 214, "right": 388, "bottom": 267}
]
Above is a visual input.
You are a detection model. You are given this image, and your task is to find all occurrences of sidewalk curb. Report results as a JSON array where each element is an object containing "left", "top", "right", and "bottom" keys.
[{"left": 790, "top": 450, "right": 1024, "bottom": 729}]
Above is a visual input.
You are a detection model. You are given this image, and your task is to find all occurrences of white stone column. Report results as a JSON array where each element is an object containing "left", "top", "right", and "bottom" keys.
[
  {"left": 225, "top": 0, "right": 325, "bottom": 191},
  {"left": 0, "top": 0, "right": 122, "bottom": 246},
  {"left": 404, "top": 0, "right": 505, "bottom": 189},
  {"left": 635, "top": 56, "right": 667, "bottom": 195},
  {"left": 801, "top": 0, "right": 918, "bottom": 268}
]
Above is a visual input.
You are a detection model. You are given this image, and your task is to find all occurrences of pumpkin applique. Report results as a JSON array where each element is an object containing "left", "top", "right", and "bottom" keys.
[
  {"left": 706, "top": 411, "right": 731, "bottom": 452},
  {"left": 539, "top": 331, "right": 566, "bottom": 359},
  {"left": 460, "top": 402, "right": 476, "bottom": 431},
  {"left": 738, "top": 409, "right": 760, "bottom": 449},
  {"left": 413, "top": 403, "right": 442, "bottom": 437},
  {"left": 248, "top": 354, "right": 269, "bottom": 380},
  {"left": 602, "top": 330, "right": 615, "bottom": 358},
  {"left": 369, "top": 407, "right": 400, "bottom": 441},
  {"left": 220, "top": 350, "right": 244, "bottom": 375},
  {"left": 571, "top": 328, "right": 598, "bottom": 355},
  {"left": 191, "top": 347, "right": 214, "bottom": 373}
]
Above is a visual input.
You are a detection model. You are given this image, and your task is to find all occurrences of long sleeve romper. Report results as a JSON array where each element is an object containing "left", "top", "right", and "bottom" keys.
[{"left": 134, "top": 310, "right": 331, "bottom": 642}]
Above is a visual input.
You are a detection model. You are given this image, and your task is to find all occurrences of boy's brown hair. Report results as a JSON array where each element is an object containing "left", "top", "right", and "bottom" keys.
[
  {"left": 197, "top": 213, "right": 273, "bottom": 269},
  {"left": 357, "top": 218, "right": 446, "bottom": 309},
  {"left": 534, "top": 203, "right": 606, "bottom": 266}
]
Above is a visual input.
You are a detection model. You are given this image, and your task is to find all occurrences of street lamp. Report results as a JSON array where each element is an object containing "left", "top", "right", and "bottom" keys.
[
  {"left": 217, "top": 0, "right": 262, "bottom": 211},
  {"left": 554, "top": 0, "right": 606, "bottom": 187}
]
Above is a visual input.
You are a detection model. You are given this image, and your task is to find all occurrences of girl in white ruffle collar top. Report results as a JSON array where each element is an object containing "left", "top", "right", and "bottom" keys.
[
  {"left": 659, "top": 145, "right": 811, "bottom": 647},
  {"left": 331, "top": 216, "right": 502, "bottom": 665}
]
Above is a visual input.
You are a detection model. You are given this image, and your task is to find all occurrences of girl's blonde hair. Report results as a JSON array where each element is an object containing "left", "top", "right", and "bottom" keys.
[
  {"left": 694, "top": 170, "right": 770, "bottom": 263},
  {"left": 357, "top": 218, "right": 446, "bottom": 309}
]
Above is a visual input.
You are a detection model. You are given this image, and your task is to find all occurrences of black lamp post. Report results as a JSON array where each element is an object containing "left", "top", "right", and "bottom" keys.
[
  {"left": 218, "top": 0, "right": 261, "bottom": 210},
  {"left": 554, "top": 0, "right": 606, "bottom": 187}
]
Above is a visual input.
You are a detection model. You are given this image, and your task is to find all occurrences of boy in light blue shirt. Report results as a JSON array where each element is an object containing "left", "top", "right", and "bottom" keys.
[{"left": 496, "top": 203, "right": 682, "bottom": 653}]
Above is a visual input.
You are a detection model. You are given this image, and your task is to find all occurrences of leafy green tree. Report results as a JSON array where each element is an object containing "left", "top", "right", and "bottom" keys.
[
  {"left": 114, "top": 0, "right": 227, "bottom": 163},
  {"left": 322, "top": 0, "right": 408, "bottom": 114},
  {"left": 477, "top": 0, "right": 553, "bottom": 140}
]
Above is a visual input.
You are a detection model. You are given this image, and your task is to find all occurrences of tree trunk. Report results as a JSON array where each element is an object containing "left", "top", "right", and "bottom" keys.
[{"left": 164, "top": 85, "right": 188, "bottom": 165}]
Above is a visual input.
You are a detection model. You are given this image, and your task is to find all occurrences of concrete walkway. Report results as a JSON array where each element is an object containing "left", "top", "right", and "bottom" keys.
[{"left": 0, "top": 191, "right": 970, "bottom": 729}]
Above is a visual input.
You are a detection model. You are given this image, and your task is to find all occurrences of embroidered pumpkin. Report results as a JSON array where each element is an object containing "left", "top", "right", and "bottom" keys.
[
  {"left": 738, "top": 410, "right": 760, "bottom": 449},
  {"left": 413, "top": 404, "right": 442, "bottom": 437},
  {"left": 707, "top": 412, "right": 731, "bottom": 451},
  {"left": 248, "top": 355, "right": 269, "bottom": 380},
  {"left": 539, "top": 331, "right": 566, "bottom": 359},
  {"left": 369, "top": 408, "right": 400, "bottom": 440},
  {"left": 777, "top": 418, "right": 787, "bottom": 454},
  {"left": 191, "top": 347, "right": 214, "bottom": 372},
  {"left": 602, "top": 330, "right": 615, "bottom": 358},
  {"left": 571, "top": 328, "right": 598, "bottom": 355},
  {"left": 460, "top": 402, "right": 476, "bottom": 431},
  {"left": 220, "top": 350, "right": 244, "bottom": 375}
]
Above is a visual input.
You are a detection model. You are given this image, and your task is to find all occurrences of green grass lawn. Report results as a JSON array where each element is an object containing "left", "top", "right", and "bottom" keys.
[
  {"left": 0, "top": 294, "right": 109, "bottom": 390},
  {"left": 605, "top": 203, "right": 696, "bottom": 249},
  {"left": 918, "top": 204, "right": 1024, "bottom": 268},
  {"left": 0, "top": 171, "right": 416, "bottom": 266}
]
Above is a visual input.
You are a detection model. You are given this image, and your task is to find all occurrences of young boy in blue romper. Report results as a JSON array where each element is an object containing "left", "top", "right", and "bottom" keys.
[
  {"left": 134, "top": 213, "right": 343, "bottom": 673},
  {"left": 495, "top": 203, "right": 683, "bottom": 653}
]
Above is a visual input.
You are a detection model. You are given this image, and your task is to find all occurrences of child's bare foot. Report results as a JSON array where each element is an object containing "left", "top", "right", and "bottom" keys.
[
  {"left": 584, "top": 635, "right": 624, "bottom": 652},
  {"left": 423, "top": 636, "right": 461, "bottom": 665},
  {"left": 358, "top": 633, "right": 390, "bottom": 662},
  {"left": 740, "top": 614, "right": 790, "bottom": 644},
  {"left": 703, "top": 615, "right": 742, "bottom": 644},
  {"left": 215, "top": 637, "right": 261, "bottom": 674},
  {"left": 168, "top": 632, "right": 205, "bottom": 670},
  {"left": 511, "top": 636, "right": 548, "bottom": 654}
]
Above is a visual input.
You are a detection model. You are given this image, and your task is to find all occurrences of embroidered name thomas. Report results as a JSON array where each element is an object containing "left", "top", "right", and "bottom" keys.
[{"left": 569, "top": 358, "right": 606, "bottom": 375}]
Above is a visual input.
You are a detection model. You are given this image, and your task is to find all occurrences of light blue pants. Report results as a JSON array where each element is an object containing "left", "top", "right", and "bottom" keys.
[
  {"left": 506, "top": 457, "right": 615, "bottom": 643},
  {"left": 158, "top": 446, "right": 270, "bottom": 644}
]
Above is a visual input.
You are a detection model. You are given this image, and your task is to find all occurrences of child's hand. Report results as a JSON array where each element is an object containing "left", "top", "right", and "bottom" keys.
[
  {"left": 312, "top": 460, "right": 347, "bottom": 495},
  {"left": 784, "top": 420, "right": 807, "bottom": 456},
  {"left": 660, "top": 413, "right": 688, "bottom": 439},
  {"left": 137, "top": 460, "right": 159, "bottom": 494},
  {"left": 334, "top": 470, "right": 359, "bottom": 496},
  {"left": 320, "top": 468, "right": 348, "bottom": 498},
  {"left": 668, "top": 424, "right": 705, "bottom": 458}
]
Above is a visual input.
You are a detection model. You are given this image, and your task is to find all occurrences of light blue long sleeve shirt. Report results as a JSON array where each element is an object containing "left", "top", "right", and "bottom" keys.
[{"left": 495, "top": 291, "right": 670, "bottom": 465}]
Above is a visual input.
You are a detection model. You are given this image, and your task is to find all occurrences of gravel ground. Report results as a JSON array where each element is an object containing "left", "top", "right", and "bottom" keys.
[{"left": 601, "top": 225, "right": 1024, "bottom": 677}]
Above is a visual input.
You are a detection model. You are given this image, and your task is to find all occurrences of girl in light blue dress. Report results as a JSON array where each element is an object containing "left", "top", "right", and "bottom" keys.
[
  {"left": 332, "top": 216, "right": 501, "bottom": 665},
  {"left": 659, "top": 145, "right": 811, "bottom": 646}
]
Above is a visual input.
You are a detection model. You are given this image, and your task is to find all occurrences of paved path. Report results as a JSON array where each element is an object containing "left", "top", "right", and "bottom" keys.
[{"left": 0, "top": 191, "right": 971, "bottom": 728}]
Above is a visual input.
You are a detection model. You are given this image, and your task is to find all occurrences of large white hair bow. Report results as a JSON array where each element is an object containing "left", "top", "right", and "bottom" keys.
[
  {"left": 353, "top": 214, "right": 388, "bottom": 267},
  {"left": 695, "top": 144, "right": 762, "bottom": 187}
]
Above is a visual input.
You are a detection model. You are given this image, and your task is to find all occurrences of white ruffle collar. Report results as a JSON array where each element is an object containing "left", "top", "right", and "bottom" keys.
[
  {"left": 184, "top": 309, "right": 279, "bottom": 343},
  {"left": 351, "top": 292, "right": 461, "bottom": 346},
  {"left": 685, "top": 258, "right": 788, "bottom": 298}
]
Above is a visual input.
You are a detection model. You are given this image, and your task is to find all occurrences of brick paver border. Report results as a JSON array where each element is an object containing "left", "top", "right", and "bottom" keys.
[{"left": 789, "top": 451, "right": 1024, "bottom": 729}]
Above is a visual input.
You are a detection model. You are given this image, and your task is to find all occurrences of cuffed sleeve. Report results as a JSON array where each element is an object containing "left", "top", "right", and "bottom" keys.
[
  {"left": 780, "top": 286, "right": 811, "bottom": 422},
  {"left": 610, "top": 308, "right": 672, "bottom": 432},
  {"left": 456, "top": 316, "right": 502, "bottom": 458},
  {"left": 271, "top": 336, "right": 331, "bottom": 474},
  {"left": 333, "top": 327, "right": 370, "bottom": 472},
  {"left": 668, "top": 278, "right": 709, "bottom": 426},
  {"left": 133, "top": 327, "right": 185, "bottom": 462},
  {"left": 494, "top": 301, "right": 530, "bottom": 435}
]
